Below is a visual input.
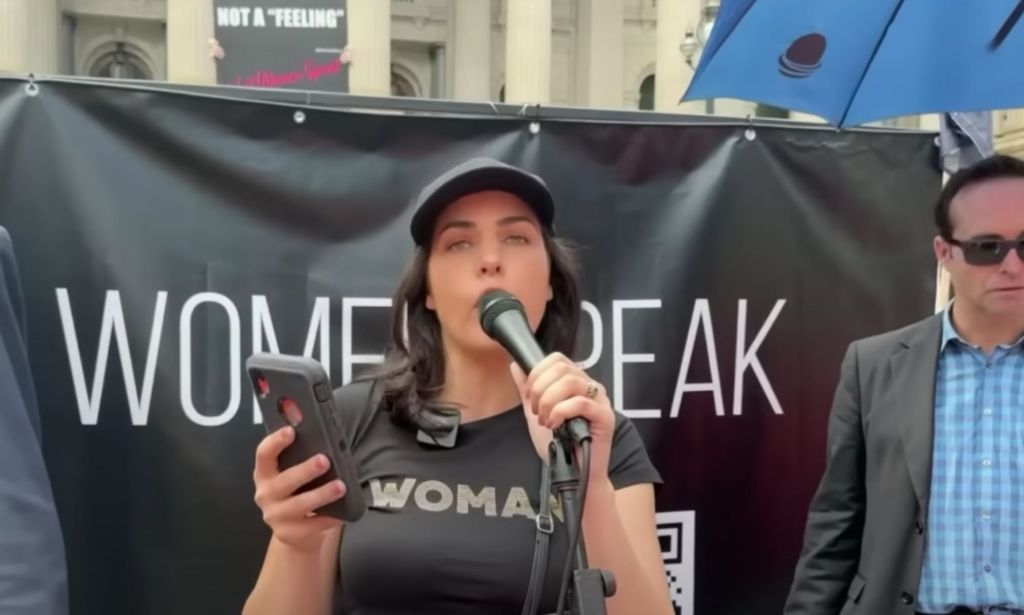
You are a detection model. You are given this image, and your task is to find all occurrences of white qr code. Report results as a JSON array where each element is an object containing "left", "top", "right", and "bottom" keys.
[{"left": 656, "top": 511, "right": 695, "bottom": 615}]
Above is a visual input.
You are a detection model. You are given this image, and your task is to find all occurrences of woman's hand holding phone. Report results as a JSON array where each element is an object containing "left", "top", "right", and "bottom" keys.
[{"left": 252, "top": 426, "right": 347, "bottom": 552}]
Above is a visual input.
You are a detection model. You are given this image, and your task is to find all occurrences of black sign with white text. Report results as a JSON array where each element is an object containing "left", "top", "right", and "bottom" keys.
[
  {"left": 213, "top": 1, "right": 348, "bottom": 91},
  {"left": 0, "top": 77, "right": 940, "bottom": 615}
]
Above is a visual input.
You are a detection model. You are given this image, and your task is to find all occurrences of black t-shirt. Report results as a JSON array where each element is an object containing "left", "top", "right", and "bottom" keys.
[{"left": 332, "top": 383, "right": 661, "bottom": 615}]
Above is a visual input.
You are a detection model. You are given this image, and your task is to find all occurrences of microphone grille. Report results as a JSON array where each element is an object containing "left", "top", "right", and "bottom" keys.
[{"left": 478, "top": 290, "right": 526, "bottom": 336}]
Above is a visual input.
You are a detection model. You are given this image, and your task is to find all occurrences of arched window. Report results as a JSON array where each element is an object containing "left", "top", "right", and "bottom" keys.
[
  {"left": 638, "top": 75, "right": 655, "bottom": 111},
  {"left": 390, "top": 64, "right": 420, "bottom": 98},
  {"left": 391, "top": 73, "right": 416, "bottom": 97},
  {"left": 88, "top": 42, "right": 152, "bottom": 80}
]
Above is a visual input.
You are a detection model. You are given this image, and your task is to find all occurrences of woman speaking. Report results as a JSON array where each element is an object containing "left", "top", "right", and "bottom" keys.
[{"left": 242, "top": 158, "right": 672, "bottom": 615}]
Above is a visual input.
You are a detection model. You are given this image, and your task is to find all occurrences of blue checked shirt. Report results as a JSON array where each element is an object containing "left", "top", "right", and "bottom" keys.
[{"left": 917, "top": 307, "right": 1024, "bottom": 615}]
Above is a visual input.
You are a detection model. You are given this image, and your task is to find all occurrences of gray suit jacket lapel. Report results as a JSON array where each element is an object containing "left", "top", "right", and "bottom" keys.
[{"left": 890, "top": 314, "right": 943, "bottom": 512}]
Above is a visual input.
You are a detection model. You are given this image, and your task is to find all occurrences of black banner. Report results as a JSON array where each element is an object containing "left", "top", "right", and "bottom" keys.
[
  {"left": 213, "top": 0, "right": 348, "bottom": 91},
  {"left": 0, "top": 77, "right": 939, "bottom": 615}
]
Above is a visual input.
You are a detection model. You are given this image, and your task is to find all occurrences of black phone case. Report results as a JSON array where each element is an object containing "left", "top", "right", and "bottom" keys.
[{"left": 245, "top": 353, "right": 366, "bottom": 522}]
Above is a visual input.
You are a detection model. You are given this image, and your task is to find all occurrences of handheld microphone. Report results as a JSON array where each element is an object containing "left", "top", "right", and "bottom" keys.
[{"left": 478, "top": 289, "right": 591, "bottom": 443}]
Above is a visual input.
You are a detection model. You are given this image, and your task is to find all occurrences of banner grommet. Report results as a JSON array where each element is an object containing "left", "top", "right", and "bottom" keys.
[{"left": 744, "top": 115, "right": 756, "bottom": 141}]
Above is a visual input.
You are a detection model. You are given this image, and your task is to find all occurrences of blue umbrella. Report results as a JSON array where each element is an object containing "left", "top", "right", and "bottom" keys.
[{"left": 682, "top": 0, "right": 1024, "bottom": 127}]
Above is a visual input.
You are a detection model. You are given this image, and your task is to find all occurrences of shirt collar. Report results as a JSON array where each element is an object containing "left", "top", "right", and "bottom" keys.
[
  {"left": 940, "top": 304, "right": 960, "bottom": 352},
  {"left": 941, "top": 300, "right": 1024, "bottom": 352}
]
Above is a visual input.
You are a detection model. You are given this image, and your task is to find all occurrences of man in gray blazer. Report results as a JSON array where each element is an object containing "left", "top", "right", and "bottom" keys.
[
  {"left": 785, "top": 155, "right": 1024, "bottom": 615},
  {"left": 0, "top": 226, "right": 68, "bottom": 615}
]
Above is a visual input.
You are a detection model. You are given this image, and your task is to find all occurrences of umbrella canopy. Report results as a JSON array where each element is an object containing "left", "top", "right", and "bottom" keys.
[{"left": 683, "top": 0, "right": 1024, "bottom": 127}]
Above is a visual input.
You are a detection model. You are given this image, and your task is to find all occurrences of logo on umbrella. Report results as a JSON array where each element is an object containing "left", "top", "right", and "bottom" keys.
[{"left": 779, "top": 33, "right": 826, "bottom": 78}]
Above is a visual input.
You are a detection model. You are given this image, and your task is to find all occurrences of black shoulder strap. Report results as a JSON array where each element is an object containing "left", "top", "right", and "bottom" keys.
[
  {"left": 522, "top": 459, "right": 554, "bottom": 615},
  {"left": 331, "top": 377, "right": 375, "bottom": 407},
  {"left": 336, "top": 379, "right": 553, "bottom": 615},
  {"left": 332, "top": 377, "right": 378, "bottom": 611},
  {"left": 330, "top": 378, "right": 378, "bottom": 447}
]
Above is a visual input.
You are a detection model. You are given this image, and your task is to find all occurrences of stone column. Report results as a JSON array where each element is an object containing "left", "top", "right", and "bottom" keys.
[
  {"left": 167, "top": 0, "right": 216, "bottom": 84},
  {"left": 655, "top": 0, "right": 701, "bottom": 113},
  {"left": 0, "top": 0, "right": 59, "bottom": 73},
  {"left": 347, "top": 0, "right": 391, "bottom": 96},
  {"left": 505, "top": 0, "right": 550, "bottom": 104},
  {"left": 576, "top": 0, "right": 623, "bottom": 108},
  {"left": 452, "top": 0, "right": 490, "bottom": 100}
]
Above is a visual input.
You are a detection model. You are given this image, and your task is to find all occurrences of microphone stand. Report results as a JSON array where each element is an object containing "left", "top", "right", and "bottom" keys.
[{"left": 545, "top": 428, "right": 615, "bottom": 615}]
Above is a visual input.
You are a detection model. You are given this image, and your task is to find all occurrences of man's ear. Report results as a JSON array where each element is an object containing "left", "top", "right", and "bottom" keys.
[{"left": 934, "top": 235, "right": 952, "bottom": 265}]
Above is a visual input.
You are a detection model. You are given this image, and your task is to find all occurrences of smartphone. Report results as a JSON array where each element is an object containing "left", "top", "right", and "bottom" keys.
[{"left": 245, "top": 353, "right": 366, "bottom": 522}]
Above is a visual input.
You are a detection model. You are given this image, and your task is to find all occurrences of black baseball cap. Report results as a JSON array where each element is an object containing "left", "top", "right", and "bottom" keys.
[{"left": 409, "top": 157, "right": 555, "bottom": 246}]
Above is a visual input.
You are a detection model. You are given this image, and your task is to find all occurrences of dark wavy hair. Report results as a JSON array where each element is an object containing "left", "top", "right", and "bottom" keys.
[
  {"left": 935, "top": 154, "right": 1024, "bottom": 240},
  {"left": 370, "top": 231, "right": 583, "bottom": 429}
]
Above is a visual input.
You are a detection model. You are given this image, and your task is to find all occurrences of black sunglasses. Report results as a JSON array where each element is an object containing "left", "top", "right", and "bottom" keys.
[{"left": 948, "top": 236, "right": 1024, "bottom": 266}]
